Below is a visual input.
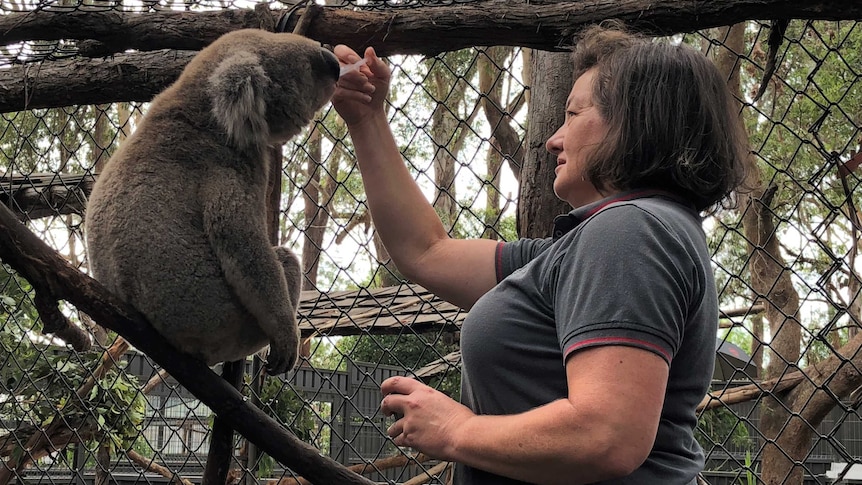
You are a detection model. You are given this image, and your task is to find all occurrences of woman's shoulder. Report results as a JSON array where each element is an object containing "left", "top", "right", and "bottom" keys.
[{"left": 582, "top": 196, "right": 703, "bottom": 239}]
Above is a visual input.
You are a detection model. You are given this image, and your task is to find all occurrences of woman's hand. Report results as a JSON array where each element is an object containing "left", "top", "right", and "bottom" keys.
[
  {"left": 332, "top": 45, "right": 390, "bottom": 127},
  {"left": 380, "top": 376, "right": 475, "bottom": 461}
]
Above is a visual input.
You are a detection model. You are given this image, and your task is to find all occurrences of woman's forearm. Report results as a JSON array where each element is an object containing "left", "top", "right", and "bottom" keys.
[
  {"left": 450, "top": 399, "right": 638, "bottom": 485},
  {"left": 347, "top": 112, "right": 449, "bottom": 280}
]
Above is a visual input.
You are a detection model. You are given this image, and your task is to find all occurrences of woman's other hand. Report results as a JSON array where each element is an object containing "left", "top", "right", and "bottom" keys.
[{"left": 380, "top": 376, "right": 474, "bottom": 461}]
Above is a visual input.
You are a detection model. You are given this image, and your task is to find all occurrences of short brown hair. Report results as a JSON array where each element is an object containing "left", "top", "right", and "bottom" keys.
[{"left": 572, "top": 24, "right": 754, "bottom": 212}]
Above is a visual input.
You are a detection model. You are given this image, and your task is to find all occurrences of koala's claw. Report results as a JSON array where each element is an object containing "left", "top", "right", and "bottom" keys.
[{"left": 266, "top": 340, "right": 298, "bottom": 376}]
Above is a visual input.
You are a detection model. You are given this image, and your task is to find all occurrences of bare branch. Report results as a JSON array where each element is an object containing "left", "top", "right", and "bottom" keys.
[
  {"left": 2, "top": 1, "right": 860, "bottom": 58},
  {"left": 265, "top": 453, "right": 432, "bottom": 485},
  {"left": 126, "top": 449, "right": 194, "bottom": 485},
  {"left": 0, "top": 50, "right": 195, "bottom": 113},
  {"left": 0, "top": 3, "right": 275, "bottom": 53},
  {"left": 5, "top": 1, "right": 862, "bottom": 112},
  {"left": 403, "top": 461, "right": 451, "bottom": 485}
]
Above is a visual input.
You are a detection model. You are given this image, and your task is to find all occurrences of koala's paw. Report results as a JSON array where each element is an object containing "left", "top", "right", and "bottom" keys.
[{"left": 266, "top": 333, "right": 300, "bottom": 375}]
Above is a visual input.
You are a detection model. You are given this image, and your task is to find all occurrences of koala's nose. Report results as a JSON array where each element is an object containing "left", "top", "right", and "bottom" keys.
[{"left": 319, "top": 48, "right": 340, "bottom": 80}]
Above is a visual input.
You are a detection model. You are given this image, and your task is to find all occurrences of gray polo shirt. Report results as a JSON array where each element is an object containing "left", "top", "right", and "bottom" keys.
[{"left": 456, "top": 191, "right": 716, "bottom": 484}]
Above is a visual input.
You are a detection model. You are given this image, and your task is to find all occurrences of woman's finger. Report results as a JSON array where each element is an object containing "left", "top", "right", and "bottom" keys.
[
  {"left": 381, "top": 376, "right": 422, "bottom": 396},
  {"left": 333, "top": 44, "right": 362, "bottom": 64},
  {"left": 386, "top": 419, "right": 403, "bottom": 439},
  {"left": 380, "top": 393, "right": 405, "bottom": 417},
  {"left": 332, "top": 89, "right": 372, "bottom": 105}
]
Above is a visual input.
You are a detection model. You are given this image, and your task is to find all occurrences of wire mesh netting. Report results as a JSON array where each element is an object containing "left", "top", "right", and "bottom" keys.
[{"left": 1, "top": 1, "right": 862, "bottom": 484}]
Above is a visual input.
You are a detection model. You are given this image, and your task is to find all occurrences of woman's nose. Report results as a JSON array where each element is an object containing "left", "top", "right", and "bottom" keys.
[{"left": 546, "top": 126, "right": 564, "bottom": 155}]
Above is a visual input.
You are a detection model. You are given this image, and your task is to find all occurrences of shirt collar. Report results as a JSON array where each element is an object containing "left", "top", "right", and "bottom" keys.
[{"left": 552, "top": 189, "right": 695, "bottom": 240}]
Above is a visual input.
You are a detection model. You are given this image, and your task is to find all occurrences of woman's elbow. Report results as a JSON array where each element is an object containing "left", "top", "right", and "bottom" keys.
[
  {"left": 592, "top": 433, "right": 652, "bottom": 480},
  {"left": 562, "top": 427, "right": 652, "bottom": 483},
  {"left": 603, "top": 445, "right": 650, "bottom": 479}
]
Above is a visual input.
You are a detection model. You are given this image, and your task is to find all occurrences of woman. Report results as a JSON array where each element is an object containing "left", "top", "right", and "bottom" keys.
[{"left": 331, "top": 24, "right": 752, "bottom": 485}]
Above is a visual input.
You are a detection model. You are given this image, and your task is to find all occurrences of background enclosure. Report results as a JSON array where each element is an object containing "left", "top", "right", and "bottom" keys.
[{"left": 2, "top": 1, "right": 862, "bottom": 484}]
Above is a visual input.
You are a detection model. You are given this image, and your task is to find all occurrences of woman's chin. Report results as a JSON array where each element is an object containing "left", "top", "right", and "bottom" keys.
[{"left": 551, "top": 181, "right": 565, "bottom": 202}]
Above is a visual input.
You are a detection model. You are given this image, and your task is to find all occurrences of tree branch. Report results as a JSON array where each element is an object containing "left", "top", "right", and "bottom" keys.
[
  {"left": 266, "top": 453, "right": 431, "bottom": 485},
  {"left": 1, "top": 3, "right": 276, "bottom": 54},
  {"left": 126, "top": 449, "right": 194, "bottom": 485},
  {"left": 4, "top": 1, "right": 860, "bottom": 58},
  {"left": 697, "top": 371, "right": 805, "bottom": 412},
  {"left": 4, "top": 0, "right": 861, "bottom": 112},
  {"left": 0, "top": 202, "right": 374, "bottom": 485},
  {"left": 403, "top": 461, "right": 450, "bottom": 485},
  {"left": 0, "top": 50, "right": 195, "bottom": 113}
]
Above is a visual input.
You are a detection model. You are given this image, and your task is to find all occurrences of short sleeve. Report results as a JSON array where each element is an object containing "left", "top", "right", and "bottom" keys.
[
  {"left": 552, "top": 205, "right": 699, "bottom": 364},
  {"left": 496, "top": 237, "right": 555, "bottom": 282}
]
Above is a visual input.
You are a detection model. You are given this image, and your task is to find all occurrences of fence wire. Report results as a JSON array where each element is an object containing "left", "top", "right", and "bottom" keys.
[{"left": 1, "top": 2, "right": 861, "bottom": 485}]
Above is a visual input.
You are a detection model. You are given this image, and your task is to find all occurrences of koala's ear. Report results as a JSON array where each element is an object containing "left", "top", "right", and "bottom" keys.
[{"left": 208, "top": 51, "right": 271, "bottom": 148}]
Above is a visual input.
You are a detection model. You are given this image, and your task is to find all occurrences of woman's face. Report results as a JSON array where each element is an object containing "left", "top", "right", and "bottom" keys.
[{"left": 545, "top": 68, "right": 610, "bottom": 208}]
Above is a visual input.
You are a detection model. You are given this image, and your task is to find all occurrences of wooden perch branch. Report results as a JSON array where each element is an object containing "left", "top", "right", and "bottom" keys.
[
  {"left": 3, "top": 0, "right": 860, "bottom": 58},
  {"left": 126, "top": 450, "right": 194, "bottom": 485},
  {"left": 0, "top": 203, "right": 374, "bottom": 485},
  {"left": 698, "top": 371, "right": 805, "bottom": 412},
  {"left": 3, "top": 0, "right": 862, "bottom": 112},
  {"left": 403, "top": 461, "right": 450, "bottom": 485},
  {"left": 0, "top": 50, "right": 195, "bottom": 113},
  {"left": 0, "top": 4, "right": 276, "bottom": 53},
  {"left": 266, "top": 453, "right": 431, "bottom": 485},
  {"left": 698, "top": 329, "right": 862, "bottom": 416}
]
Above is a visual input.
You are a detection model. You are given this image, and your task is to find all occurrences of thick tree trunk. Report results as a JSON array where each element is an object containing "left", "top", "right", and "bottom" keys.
[
  {"left": 373, "top": 232, "right": 403, "bottom": 288},
  {"left": 479, "top": 46, "right": 524, "bottom": 182},
  {"left": 479, "top": 46, "right": 525, "bottom": 240},
  {"left": 426, "top": 52, "right": 479, "bottom": 234},
  {"left": 91, "top": 105, "right": 112, "bottom": 172},
  {"left": 517, "top": 51, "right": 571, "bottom": 239},
  {"left": 742, "top": 186, "right": 804, "bottom": 485},
  {"left": 301, "top": 128, "right": 328, "bottom": 290},
  {"left": 479, "top": 48, "right": 506, "bottom": 240},
  {"left": 429, "top": 61, "right": 465, "bottom": 232}
]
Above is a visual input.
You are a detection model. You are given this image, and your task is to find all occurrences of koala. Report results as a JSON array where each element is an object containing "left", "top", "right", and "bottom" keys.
[{"left": 85, "top": 29, "right": 340, "bottom": 375}]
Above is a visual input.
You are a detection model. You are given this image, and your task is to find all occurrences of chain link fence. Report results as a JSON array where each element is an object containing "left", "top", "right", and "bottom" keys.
[{"left": 1, "top": 1, "right": 861, "bottom": 484}]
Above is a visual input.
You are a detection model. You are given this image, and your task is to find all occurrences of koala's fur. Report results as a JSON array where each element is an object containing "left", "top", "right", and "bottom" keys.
[{"left": 86, "top": 29, "right": 340, "bottom": 375}]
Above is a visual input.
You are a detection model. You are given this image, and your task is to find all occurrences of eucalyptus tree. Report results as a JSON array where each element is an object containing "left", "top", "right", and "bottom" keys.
[{"left": 702, "top": 20, "right": 862, "bottom": 484}]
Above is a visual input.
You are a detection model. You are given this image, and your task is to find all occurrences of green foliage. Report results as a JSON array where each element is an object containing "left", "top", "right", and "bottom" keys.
[
  {"left": 254, "top": 377, "right": 318, "bottom": 477},
  {"left": 743, "top": 449, "right": 759, "bottom": 485},
  {"left": 0, "top": 105, "right": 122, "bottom": 174},
  {"left": 701, "top": 21, "right": 862, "bottom": 380},
  {"left": 335, "top": 333, "right": 460, "bottom": 399},
  {"left": 0, "top": 109, "right": 52, "bottom": 172},
  {"left": 0, "top": 342, "right": 145, "bottom": 455},
  {"left": 308, "top": 337, "right": 349, "bottom": 371},
  {"left": 2, "top": 265, "right": 143, "bottom": 457},
  {"left": 452, "top": 207, "right": 517, "bottom": 241},
  {"left": 81, "top": 369, "right": 147, "bottom": 454},
  {"left": 1, "top": 264, "right": 40, "bottom": 386},
  {"left": 696, "top": 406, "right": 753, "bottom": 456}
]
